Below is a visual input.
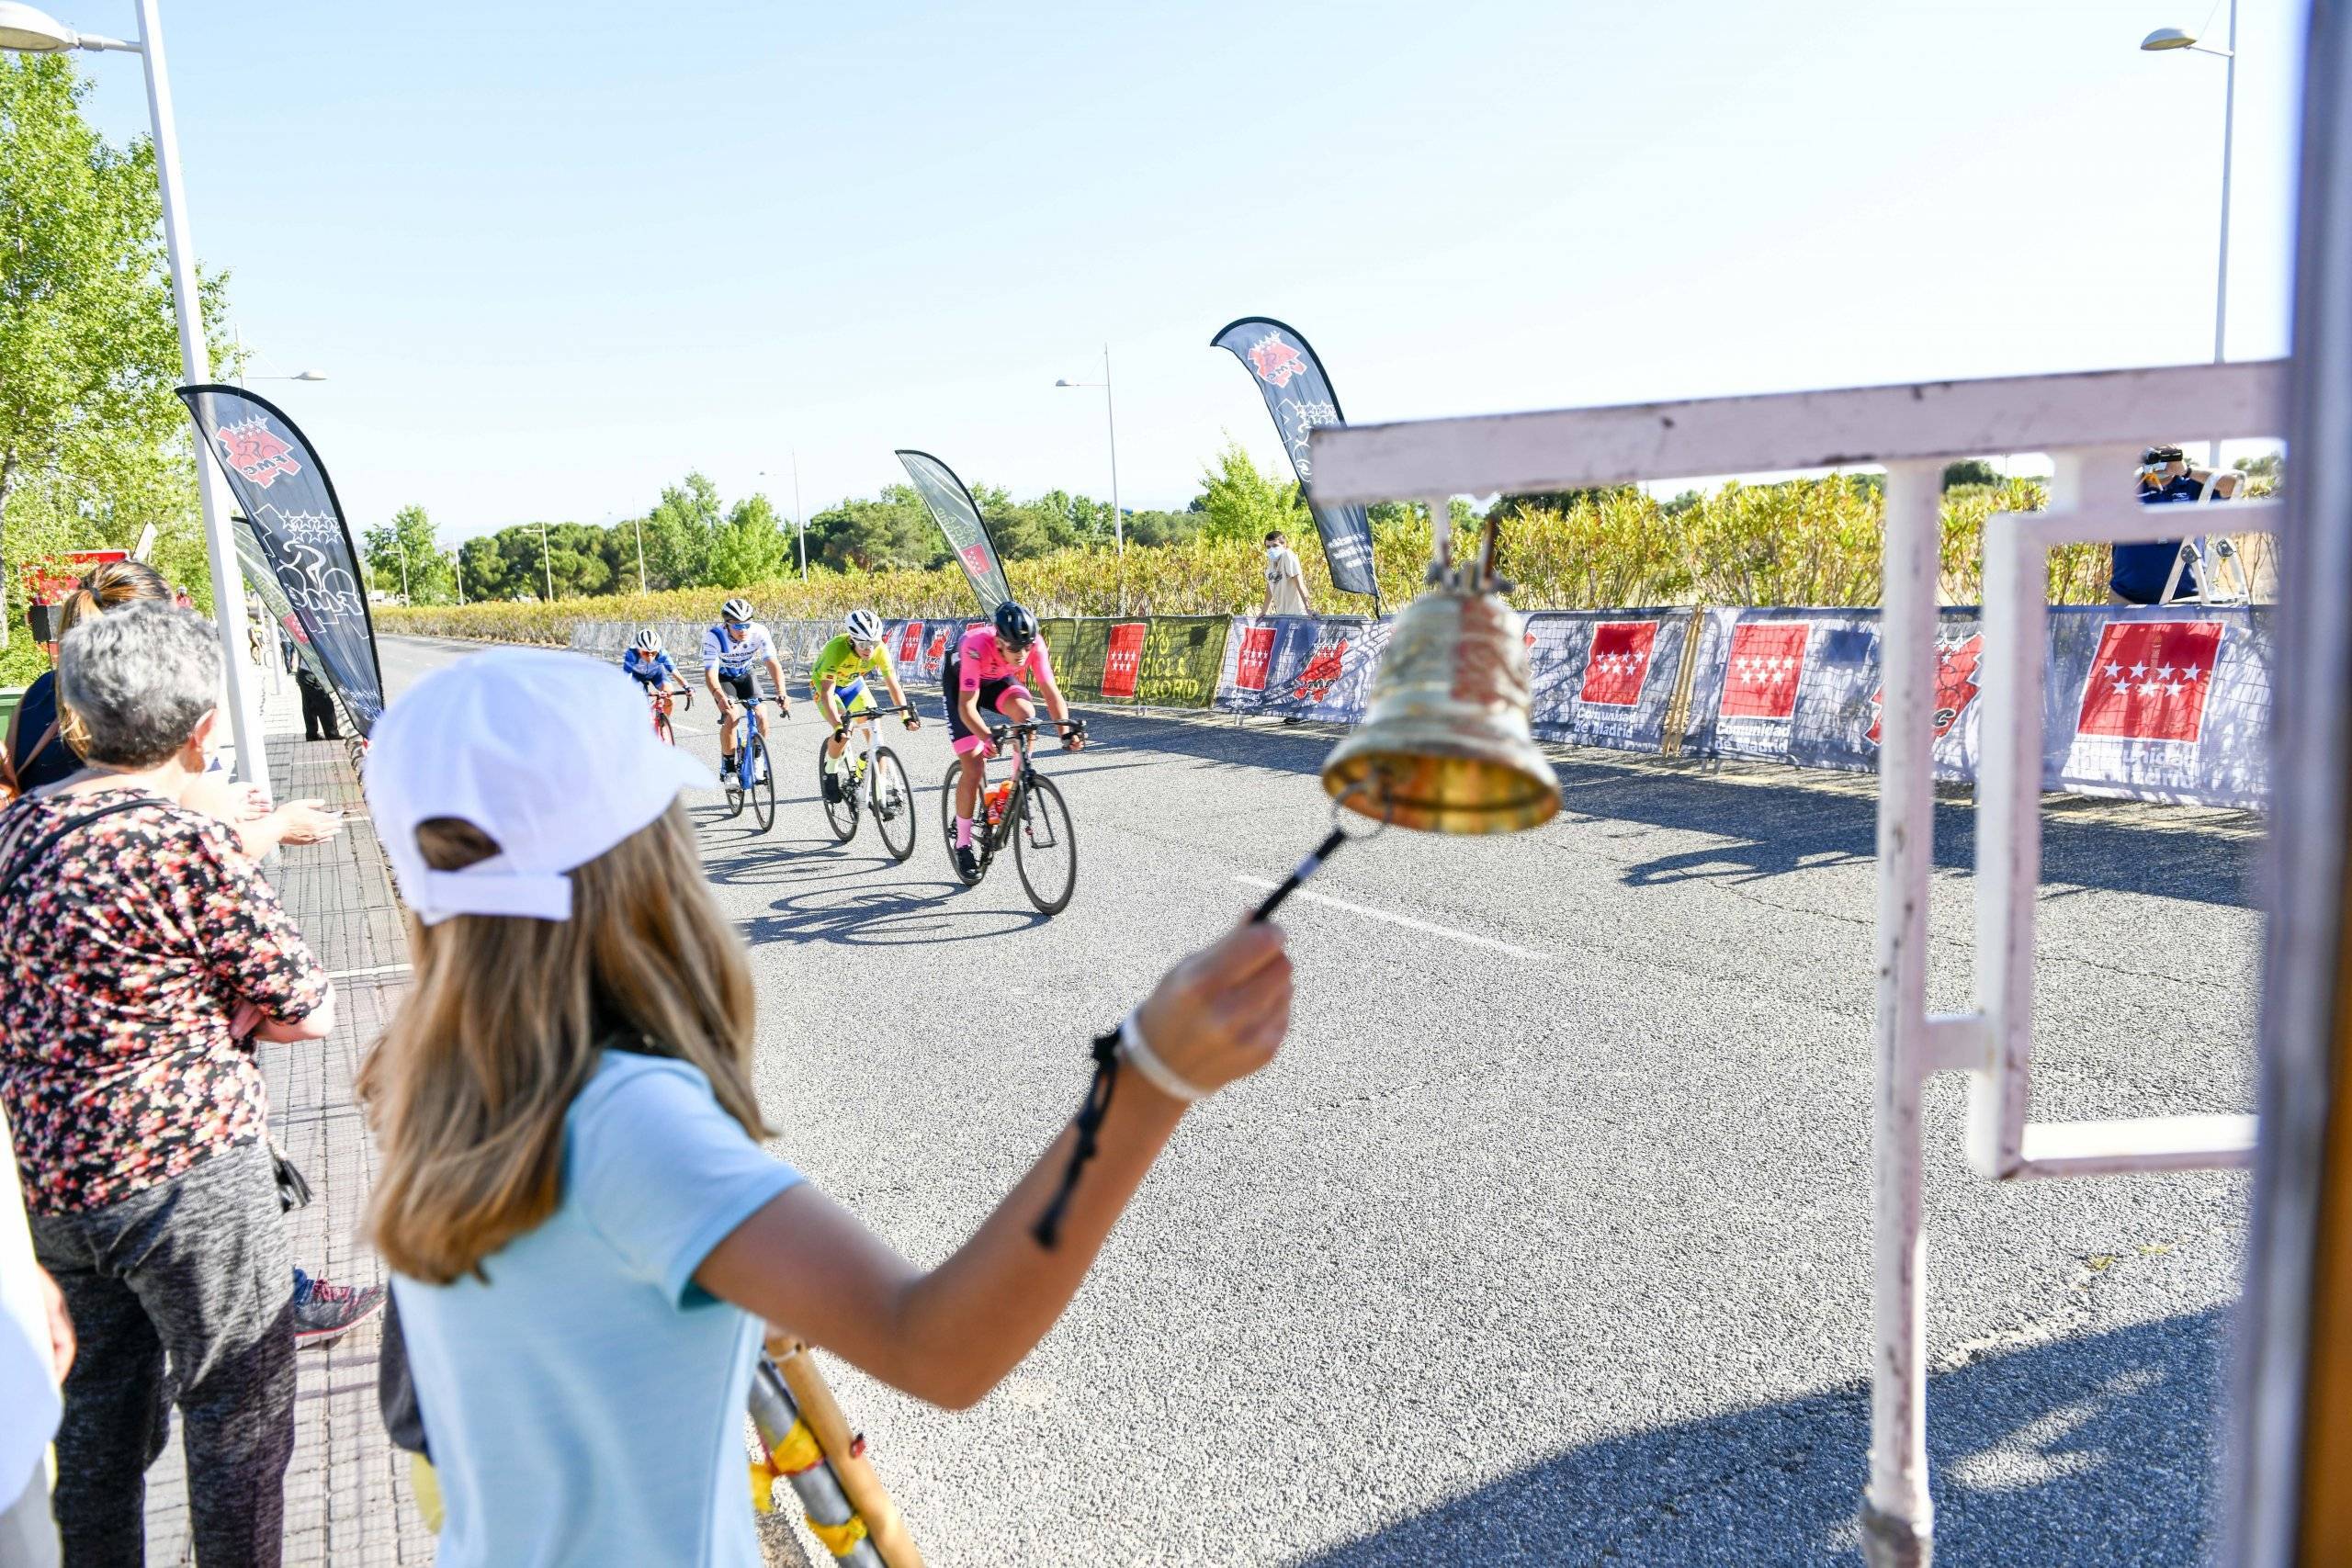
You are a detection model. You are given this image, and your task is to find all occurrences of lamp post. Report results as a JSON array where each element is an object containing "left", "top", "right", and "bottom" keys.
[
  {"left": 2142, "top": 3, "right": 2238, "bottom": 468},
  {"left": 1056, "top": 344, "right": 1125, "bottom": 614},
  {"left": 0, "top": 0, "right": 271, "bottom": 795},
  {"left": 760, "top": 458, "right": 808, "bottom": 581},
  {"left": 537, "top": 520, "right": 555, "bottom": 601}
]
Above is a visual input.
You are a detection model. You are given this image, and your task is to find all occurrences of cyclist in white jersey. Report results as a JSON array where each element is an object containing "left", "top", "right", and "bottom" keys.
[{"left": 700, "top": 597, "right": 792, "bottom": 776}]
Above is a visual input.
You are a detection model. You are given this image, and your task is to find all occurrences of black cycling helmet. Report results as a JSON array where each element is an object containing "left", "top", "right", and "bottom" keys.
[
  {"left": 993, "top": 601, "right": 1039, "bottom": 648},
  {"left": 2142, "top": 445, "right": 2188, "bottom": 468}
]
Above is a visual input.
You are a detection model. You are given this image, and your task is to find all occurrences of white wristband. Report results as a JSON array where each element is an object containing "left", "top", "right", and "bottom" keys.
[{"left": 1118, "top": 1012, "right": 1207, "bottom": 1103}]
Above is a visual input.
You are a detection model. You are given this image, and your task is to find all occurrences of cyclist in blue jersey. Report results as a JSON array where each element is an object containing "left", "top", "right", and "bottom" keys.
[
  {"left": 701, "top": 597, "right": 792, "bottom": 777},
  {"left": 620, "top": 629, "right": 689, "bottom": 706}
]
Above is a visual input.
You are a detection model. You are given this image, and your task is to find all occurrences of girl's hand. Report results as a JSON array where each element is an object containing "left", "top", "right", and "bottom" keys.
[{"left": 1131, "top": 922, "right": 1292, "bottom": 1100}]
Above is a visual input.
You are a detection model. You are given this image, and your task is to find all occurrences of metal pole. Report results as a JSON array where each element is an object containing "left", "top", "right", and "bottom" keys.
[
  {"left": 633, "top": 515, "right": 648, "bottom": 595},
  {"left": 539, "top": 520, "right": 554, "bottom": 601},
  {"left": 2210, "top": 0, "right": 2238, "bottom": 470},
  {"left": 452, "top": 549, "right": 465, "bottom": 604},
  {"left": 396, "top": 536, "right": 409, "bottom": 604},
  {"left": 793, "top": 448, "right": 807, "bottom": 581},
  {"left": 135, "top": 0, "right": 269, "bottom": 798},
  {"left": 1104, "top": 344, "right": 1125, "bottom": 615},
  {"left": 1861, "top": 458, "right": 1942, "bottom": 1568}
]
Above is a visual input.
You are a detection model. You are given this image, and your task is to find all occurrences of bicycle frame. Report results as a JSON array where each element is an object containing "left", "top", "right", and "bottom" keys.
[
  {"left": 974, "top": 720, "right": 1080, "bottom": 852},
  {"left": 830, "top": 700, "right": 917, "bottom": 802}
]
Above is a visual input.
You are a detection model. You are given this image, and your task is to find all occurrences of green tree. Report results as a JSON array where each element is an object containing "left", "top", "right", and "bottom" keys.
[
  {"left": 707, "top": 493, "right": 790, "bottom": 587},
  {"left": 806, "top": 484, "right": 939, "bottom": 571},
  {"left": 639, "top": 471, "right": 723, "bottom": 590},
  {"left": 1195, "top": 439, "right": 1307, "bottom": 544},
  {"left": 1940, "top": 459, "right": 2002, "bottom": 491},
  {"left": 0, "top": 55, "right": 235, "bottom": 663},
  {"left": 362, "top": 503, "right": 453, "bottom": 604}
]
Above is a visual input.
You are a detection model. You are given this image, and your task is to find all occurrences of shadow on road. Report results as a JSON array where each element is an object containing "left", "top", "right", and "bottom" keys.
[
  {"left": 1293, "top": 1307, "right": 2224, "bottom": 1568},
  {"left": 738, "top": 884, "right": 1048, "bottom": 948},
  {"left": 1070, "top": 709, "right": 2260, "bottom": 911}
]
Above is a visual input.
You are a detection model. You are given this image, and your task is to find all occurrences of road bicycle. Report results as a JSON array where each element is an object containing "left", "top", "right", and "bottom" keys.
[
  {"left": 937, "top": 719, "right": 1086, "bottom": 915},
  {"left": 720, "top": 697, "right": 784, "bottom": 833},
  {"left": 648, "top": 683, "right": 692, "bottom": 746},
  {"left": 818, "top": 701, "right": 920, "bottom": 862}
]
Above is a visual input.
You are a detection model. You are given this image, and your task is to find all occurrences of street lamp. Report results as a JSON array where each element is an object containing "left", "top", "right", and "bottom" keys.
[
  {"left": 2142, "top": 4, "right": 2238, "bottom": 468},
  {"left": 537, "top": 520, "right": 555, "bottom": 601},
  {"left": 0, "top": 0, "right": 272, "bottom": 795},
  {"left": 759, "top": 457, "right": 808, "bottom": 581},
  {"left": 1055, "top": 344, "right": 1125, "bottom": 613}
]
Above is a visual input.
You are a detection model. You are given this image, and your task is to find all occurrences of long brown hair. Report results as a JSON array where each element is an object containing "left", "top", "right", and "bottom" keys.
[
  {"left": 56, "top": 559, "right": 172, "bottom": 638},
  {"left": 357, "top": 804, "right": 765, "bottom": 1283}
]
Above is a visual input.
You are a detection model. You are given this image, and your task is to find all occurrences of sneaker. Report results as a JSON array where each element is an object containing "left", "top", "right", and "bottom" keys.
[
  {"left": 955, "top": 844, "right": 980, "bottom": 883},
  {"left": 821, "top": 772, "right": 843, "bottom": 804},
  {"left": 292, "top": 1267, "right": 386, "bottom": 1347}
]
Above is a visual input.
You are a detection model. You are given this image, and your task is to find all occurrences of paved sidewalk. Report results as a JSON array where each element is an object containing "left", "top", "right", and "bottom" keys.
[{"left": 144, "top": 691, "right": 433, "bottom": 1565}]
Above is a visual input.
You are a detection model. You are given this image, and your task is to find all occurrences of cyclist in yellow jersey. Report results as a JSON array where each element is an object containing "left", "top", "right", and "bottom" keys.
[{"left": 814, "top": 609, "right": 920, "bottom": 804}]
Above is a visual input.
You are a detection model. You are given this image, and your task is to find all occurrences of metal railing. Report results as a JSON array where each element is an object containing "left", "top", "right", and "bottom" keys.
[{"left": 1312, "top": 356, "right": 2289, "bottom": 1566}]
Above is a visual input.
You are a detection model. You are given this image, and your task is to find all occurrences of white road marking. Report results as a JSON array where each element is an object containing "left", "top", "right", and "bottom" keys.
[
  {"left": 1233, "top": 876, "right": 1555, "bottom": 964},
  {"left": 328, "top": 962, "right": 413, "bottom": 981}
]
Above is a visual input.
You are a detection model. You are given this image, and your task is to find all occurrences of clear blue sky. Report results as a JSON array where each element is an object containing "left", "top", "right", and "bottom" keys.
[{"left": 62, "top": 0, "right": 2305, "bottom": 541}]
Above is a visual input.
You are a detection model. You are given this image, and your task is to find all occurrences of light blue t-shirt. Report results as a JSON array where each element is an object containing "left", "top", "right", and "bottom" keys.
[{"left": 391, "top": 1051, "right": 801, "bottom": 1568}]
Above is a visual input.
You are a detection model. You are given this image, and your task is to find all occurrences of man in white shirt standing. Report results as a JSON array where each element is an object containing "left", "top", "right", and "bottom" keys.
[{"left": 1262, "top": 531, "right": 1314, "bottom": 619}]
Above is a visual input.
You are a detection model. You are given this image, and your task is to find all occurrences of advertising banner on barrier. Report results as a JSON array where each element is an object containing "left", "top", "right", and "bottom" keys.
[
  {"left": 1687, "top": 604, "right": 2271, "bottom": 808},
  {"left": 1525, "top": 609, "right": 1702, "bottom": 753},
  {"left": 1213, "top": 615, "right": 1391, "bottom": 721},
  {"left": 1102, "top": 622, "right": 1147, "bottom": 698}
]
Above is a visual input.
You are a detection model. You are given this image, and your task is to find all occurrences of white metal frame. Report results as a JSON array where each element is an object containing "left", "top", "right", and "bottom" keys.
[{"left": 1312, "top": 357, "right": 2287, "bottom": 1565}]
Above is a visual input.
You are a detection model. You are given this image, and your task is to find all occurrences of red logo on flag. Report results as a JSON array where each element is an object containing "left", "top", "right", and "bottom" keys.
[
  {"left": 1247, "top": 333, "right": 1308, "bottom": 389},
  {"left": 2075, "top": 620, "right": 2223, "bottom": 742},
  {"left": 1103, "top": 622, "right": 1147, "bottom": 698},
  {"left": 897, "top": 622, "right": 922, "bottom": 661},
  {"left": 925, "top": 629, "right": 947, "bottom": 663},
  {"left": 957, "top": 542, "right": 993, "bottom": 580},
  {"left": 1235, "top": 626, "right": 1277, "bottom": 691},
  {"left": 214, "top": 419, "right": 301, "bottom": 489},
  {"left": 1723, "top": 622, "right": 1808, "bottom": 719},
  {"left": 1865, "top": 635, "right": 1985, "bottom": 747},
  {"left": 1297, "top": 638, "right": 1348, "bottom": 703},
  {"left": 1578, "top": 621, "right": 1658, "bottom": 707}
]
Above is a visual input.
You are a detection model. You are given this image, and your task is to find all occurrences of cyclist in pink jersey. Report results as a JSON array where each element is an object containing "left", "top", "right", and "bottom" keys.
[{"left": 945, "top": 602, "right": 1083, "bottom": 881}]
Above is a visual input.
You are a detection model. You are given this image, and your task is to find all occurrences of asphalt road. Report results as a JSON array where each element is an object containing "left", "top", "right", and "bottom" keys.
[{"left": 381, "top": 635, "right": 2258, "bottom": 1567}]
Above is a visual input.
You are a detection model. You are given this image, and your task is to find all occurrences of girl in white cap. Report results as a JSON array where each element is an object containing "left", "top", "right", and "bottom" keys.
[{"left": 356, "top": 649, "right": 1291, "bottom": 1568}]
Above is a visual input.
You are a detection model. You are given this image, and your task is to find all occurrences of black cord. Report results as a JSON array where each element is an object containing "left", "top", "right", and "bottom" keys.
[
  {"left": 1247, "top": 827, "right": 1347, "bottom": 923},
  {"left": 1033, "top": 1027, "right": 1124, "bottom": 1249}
]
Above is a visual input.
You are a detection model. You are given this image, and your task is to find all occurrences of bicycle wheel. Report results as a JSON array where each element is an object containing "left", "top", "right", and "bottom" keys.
[
  {"left": 723, "top": 733, "right": 745, "bottom": 818},
  {"left": 654, "top": 707, "right": 675, "bottom": 747},
  {"left": 750, "top": 729, "right": 776, "bottom": 832},
  {"left": 938, "top": 760, "right": 979, "bottom": 884},
  {"left": 871, "top": 747, "right": 916, "bottom": 863},
  {"left": 818, "top": 736, "right": 858, "bottom": 842},
  {"left": 1012, "top": 773, "right": 1078, "bottom": 914}
]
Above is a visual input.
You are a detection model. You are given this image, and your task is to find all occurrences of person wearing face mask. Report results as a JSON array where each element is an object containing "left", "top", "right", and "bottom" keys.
[{"left": 1261, "top": 530, "right": 1314, "bottom": 619}]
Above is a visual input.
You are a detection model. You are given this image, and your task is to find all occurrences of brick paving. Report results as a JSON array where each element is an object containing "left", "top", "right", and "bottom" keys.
[{"left": 142, "top": 692, "right": 435, "bottom": 1566}]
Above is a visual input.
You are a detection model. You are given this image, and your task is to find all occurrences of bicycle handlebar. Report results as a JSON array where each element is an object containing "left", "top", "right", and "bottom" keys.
[
  {"left": 987, "top": 718, "right": 1088, "bottom": 744},
  {"left": 831, "top": 702, "right": 920, "bottom": 739}
]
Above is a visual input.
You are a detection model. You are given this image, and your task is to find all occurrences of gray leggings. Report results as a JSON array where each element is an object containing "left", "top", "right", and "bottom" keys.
[{"left": 31, "top": 1139, "right": 294, "bottom": 1568}]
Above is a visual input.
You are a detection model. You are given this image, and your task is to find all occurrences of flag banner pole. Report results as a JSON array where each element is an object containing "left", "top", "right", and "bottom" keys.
[
  {"left": 1209, "top": 316, "right": 1380, "bottom": 601},
  {"left": 895, "top": 450, "right": 1012, "bottom": 614},
  {"left": 176, "top": 385, "right": 387, "bottom": 736}
]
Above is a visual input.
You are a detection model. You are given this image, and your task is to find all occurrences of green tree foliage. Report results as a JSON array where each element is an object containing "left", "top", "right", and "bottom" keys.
[
  {"left": 637, "top": 470, "right": 722, "bottom": 590},
  {"left": 362, "top": 503, "right": 455, "bottom": 604},
  {"left": 0, "top": 55, "right": 234, "bottom": 670},
  {"left": 1940, "top": 459, "right": 2002, "bottom": 491},
  {"left": 1196, "top": 439, "right": 1307, "bottom": 544},
  {"left": 707, "top": 493, "right": 790, "bottom": 587},
  {"left": 804, "top": 484, "right": 939, "bottom": 571}
]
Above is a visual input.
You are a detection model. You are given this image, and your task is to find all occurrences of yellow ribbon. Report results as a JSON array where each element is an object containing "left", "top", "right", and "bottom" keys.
[
  {"left": 805, "top": 1512, "right": 871, "bottom": 1557},
  {"left": 749, "top": 1459, "right": 777, "bottom": 1513},
  {"left": 770, "top": 1418, "right": 824, "bottom": 1474}
]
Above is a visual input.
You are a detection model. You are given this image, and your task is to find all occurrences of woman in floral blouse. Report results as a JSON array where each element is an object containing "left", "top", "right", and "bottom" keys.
[{"left": 0, "top": 604, "right": 334, "bottom": 1565}]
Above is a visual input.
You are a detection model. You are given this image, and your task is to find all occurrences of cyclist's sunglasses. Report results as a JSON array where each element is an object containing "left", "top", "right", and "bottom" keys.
[{"left": 725, "top": 620, "right": 751, "bottom": 631}]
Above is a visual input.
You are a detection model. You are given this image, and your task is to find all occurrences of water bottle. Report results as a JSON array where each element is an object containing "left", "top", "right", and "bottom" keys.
[{"left": 984, "top": 780, "right": 1012, "bottom": 827}]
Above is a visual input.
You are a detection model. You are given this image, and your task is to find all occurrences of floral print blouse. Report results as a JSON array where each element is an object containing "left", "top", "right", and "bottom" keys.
[{"left": 0, "top": 786, "right": 329, "bottom": 1216}]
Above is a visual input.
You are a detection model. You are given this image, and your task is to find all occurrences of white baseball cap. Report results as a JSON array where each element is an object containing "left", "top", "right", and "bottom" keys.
[{"left": 364, "top": 649, "right": 714, "bottom": 924}]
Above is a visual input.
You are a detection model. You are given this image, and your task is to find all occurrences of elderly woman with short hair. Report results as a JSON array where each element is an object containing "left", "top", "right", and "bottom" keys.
[{"left": 0, "top": 604, "right": 335, "bottom": 1565}]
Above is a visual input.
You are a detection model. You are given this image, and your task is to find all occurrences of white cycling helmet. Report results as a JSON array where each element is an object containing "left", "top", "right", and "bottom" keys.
[
  {"left": 630, "top": 628, "right": 662, "bottom": 652},
  {"left": 844, "top": 608, "right": 883, "bottom": 645},
  {"left": 721, "top": 597, "right": 755, "bottom": 625}
]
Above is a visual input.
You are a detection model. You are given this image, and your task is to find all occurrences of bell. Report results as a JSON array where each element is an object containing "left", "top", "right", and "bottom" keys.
[{"left": 1321, "top": 580, "right": 1562, "bottom": 835}]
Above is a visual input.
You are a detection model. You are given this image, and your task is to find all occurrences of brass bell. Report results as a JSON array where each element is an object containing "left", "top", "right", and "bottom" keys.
[{"left": 1321, "top": 513, "right": 1562, "bottom": 835}]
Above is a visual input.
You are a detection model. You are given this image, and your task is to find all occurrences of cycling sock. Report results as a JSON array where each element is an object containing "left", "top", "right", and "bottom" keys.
[
  {"left": 955, "top": 816, "right": 974, "bottom": 849},
  {"left": 825, "top": 750, "right": 845, "bottom": 775}
]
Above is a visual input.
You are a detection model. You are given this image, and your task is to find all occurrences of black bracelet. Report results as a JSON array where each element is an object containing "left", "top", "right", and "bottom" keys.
[{"left": 1033, "top": 1027, "right": 1123, "bottom": 1249}]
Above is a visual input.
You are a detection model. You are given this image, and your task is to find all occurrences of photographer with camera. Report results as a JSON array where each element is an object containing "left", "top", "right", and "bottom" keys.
[{"left": 2113, "top": 444, "right": 2240, "bottom": 605}]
